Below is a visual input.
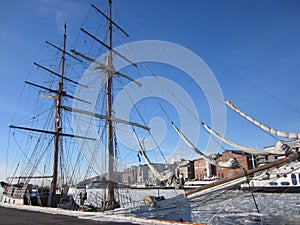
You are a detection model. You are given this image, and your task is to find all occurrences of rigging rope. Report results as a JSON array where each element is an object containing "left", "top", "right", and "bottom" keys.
[
  {"left": 222, "top": 65, "right": 300, "bottom": 116},
  {"left": 157, "top": 102, "right": 240, "bottom": 168},
  {"left": 133, "top": 129, "right": 174, "bottom": 181},
  {"left": 207, "top": 190, "right": 243, "bottom": 223},
  {"left": 171, "top": 121, "right": 240, "bottom": 169},
  {"left": 114, "top": 71, "right": 169, "bottom": 164}
]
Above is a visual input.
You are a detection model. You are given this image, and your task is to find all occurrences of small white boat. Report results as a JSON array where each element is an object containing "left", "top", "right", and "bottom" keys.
[
  {"left": 241, "top": 161, "right": 300, "bottom": 193},
  {"left": 184, "top": 177, "right": 219, "bottom": 189}
]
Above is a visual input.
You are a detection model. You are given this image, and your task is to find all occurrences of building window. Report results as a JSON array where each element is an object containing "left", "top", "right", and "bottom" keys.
[{"left": 291, "top": 174, "right": 297, "bottom": 185}]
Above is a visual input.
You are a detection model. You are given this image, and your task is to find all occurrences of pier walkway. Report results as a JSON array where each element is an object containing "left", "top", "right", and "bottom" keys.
[{"left": 0, "top": 206, "right": 134, "bottom": 225}]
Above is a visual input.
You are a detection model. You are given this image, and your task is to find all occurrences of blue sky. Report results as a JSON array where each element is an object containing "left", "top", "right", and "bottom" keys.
[{"left": 1, "top": 0, "right": 300, "bottom": 181}]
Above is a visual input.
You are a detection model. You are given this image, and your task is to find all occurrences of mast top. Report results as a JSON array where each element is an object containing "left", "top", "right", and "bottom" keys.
[{"left": 91, "top": 3, "right": 129, "bottom": 37}]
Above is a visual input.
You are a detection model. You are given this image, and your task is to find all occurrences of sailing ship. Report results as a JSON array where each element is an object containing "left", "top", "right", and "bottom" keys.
[
  {"left": 1, "top": 22, "right": 73, "bottom": 207},
  {"left": 1, "top": 1, "right": 299, "bottom": 224},
  {"left": 1, "top": 1, "right": 191, "bottom": 222}
]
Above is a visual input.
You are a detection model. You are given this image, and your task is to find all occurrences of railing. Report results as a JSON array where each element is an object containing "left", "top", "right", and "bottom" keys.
[{"left": 5, "top": 186, "right": 26, "bottom": 199}]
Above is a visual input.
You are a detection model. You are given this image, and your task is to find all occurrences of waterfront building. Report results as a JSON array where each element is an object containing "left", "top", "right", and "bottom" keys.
[
  {"left": 216, "top": 150, "right": 254, "bottom": 179},
  {"left": 177, "top": 160, "right": 195, "bottom": 181},
  {"left": 194, "top": 158, "right": 217, "bottom": 180}
]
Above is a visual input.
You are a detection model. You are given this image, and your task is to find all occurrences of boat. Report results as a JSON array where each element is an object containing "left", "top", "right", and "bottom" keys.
[
  {"left": 240, "top": 160, "right": 300, "bottom": 193},
  {"left": 185, "top": 151, "right": 300, "bottom": 200},
  {"left": 1, "top": 22, "right": 72, "bottom": 207},
  {"left": 184, "top": 177, "right": 219, "bottom": 189},
  {"left": 180, "top": 101, "right": 300, "bottom": 197},
  {"left": 1, "top": 1, "right": 191, "bottom": 222},
  {"left": 130, "top": 182, "right": 174, "bottom": 189}
]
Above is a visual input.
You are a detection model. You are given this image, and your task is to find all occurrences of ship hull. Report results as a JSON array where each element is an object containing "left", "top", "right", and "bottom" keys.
[
  {"left": 66, "top": 187, "right": 191, "bottom": 222},
  {"left": 240, "top": 161, "right": 300, "bottom": 193},
  {"left": 105, "top": 194, "right": 191, "bottom": 222},
  {"left": 242, "top": 186, "right": 300, "bottom": 193},
  {"left": 1, "top": 185, "right": 50, "bottom": 207}
]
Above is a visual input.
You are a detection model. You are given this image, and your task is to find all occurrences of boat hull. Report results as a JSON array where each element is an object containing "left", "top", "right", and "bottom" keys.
[
  {"left": 240, "top": 161, "right": 300, "bottom": 193},
  {"left": 242, "top": 186, "right": 300, "bottom": 193},
  {"left": 1, "top": 185, "right": 50, "bottom": 207},
  {"left": 1, "top": 195, "right": 24, "bottom": 205},
  {"left": 105, "top": 194, "right": 191, "bottom": 222},
  {"left": 67, "top": 187, "right": 191, "bottom": 222}
]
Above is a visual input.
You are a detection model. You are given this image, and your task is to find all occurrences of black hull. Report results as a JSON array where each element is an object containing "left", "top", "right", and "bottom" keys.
[
  {"left": 242, "top": 186, "right": 300, "bottom": 193},
  {"left": 2, "top": 193, "right": 50, "bottom": 206},
  {"left": 0, "top": 181, "right": 8, "bottom": 188},
  {"left": 129, "top": 186, "right": 175, "bottom": 190},
  {"left": 2, "top": 186, "right": 50, "bottom": 207}
]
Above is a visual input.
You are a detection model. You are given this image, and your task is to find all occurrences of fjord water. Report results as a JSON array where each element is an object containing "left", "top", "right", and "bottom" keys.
[{"left": 127, "top": 189, "right": 300, "bottom": 224}]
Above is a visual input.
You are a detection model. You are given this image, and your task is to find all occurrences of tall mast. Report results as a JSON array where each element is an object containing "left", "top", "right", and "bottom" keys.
[
  {"left": 51, "top": 23, "right": 67, "bottom": 206},
  {"left": 107, "top": 0, "right": 115, "bottom": 208},
  {"left": 70, "top": 1, "right": 143, "bottom": 210}
]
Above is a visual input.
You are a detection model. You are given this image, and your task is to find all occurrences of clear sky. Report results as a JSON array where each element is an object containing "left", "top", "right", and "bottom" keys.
[{"left": 1, "top": 0, "right": 300, "bottom": 181}]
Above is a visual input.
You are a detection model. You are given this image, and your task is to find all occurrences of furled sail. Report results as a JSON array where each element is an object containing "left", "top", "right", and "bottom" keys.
[
  {"left": 171, "top": 122, "right": 240, "bottom": 169},
  {"left": 225, "top": 100, "right": 300, "bottom": 139},
  {"left": 201, "top": 122, "right": 286, "bottom": 155},
  {"left": 133, "top": 130, "right": 174, "bottom": 181}
]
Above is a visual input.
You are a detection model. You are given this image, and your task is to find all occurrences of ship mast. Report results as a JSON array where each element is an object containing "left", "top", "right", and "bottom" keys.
[
  {"left": 9, "top": 23, "right": 97, "bottom": 207},
  {"left": 107, "top": 0, "right": 115, "bottom": 209},
  {"left": 70, "top": 1, "right": 148, "bottom": 210},
  {"left": 52, "top": 23, "right": 67, "bottom": 206}
]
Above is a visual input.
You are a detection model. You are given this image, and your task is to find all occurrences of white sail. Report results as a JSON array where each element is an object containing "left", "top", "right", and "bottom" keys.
[
  {"left": 225, "top": 100, "right": 300, "bottom": 139},
  {"left": 133, "top": 130, "right": 173, "bottom": 181},
  {"left": 202, "top": 122, "right": 286, "bottom": 155},
  {"left": 172, "top": 122, "right": 240, "bottom": 169}
]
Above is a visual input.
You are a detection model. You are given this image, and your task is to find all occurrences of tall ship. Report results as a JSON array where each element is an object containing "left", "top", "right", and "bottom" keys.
[{"left": 1, "top": 1, "right": 191, "bottom": 222}]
